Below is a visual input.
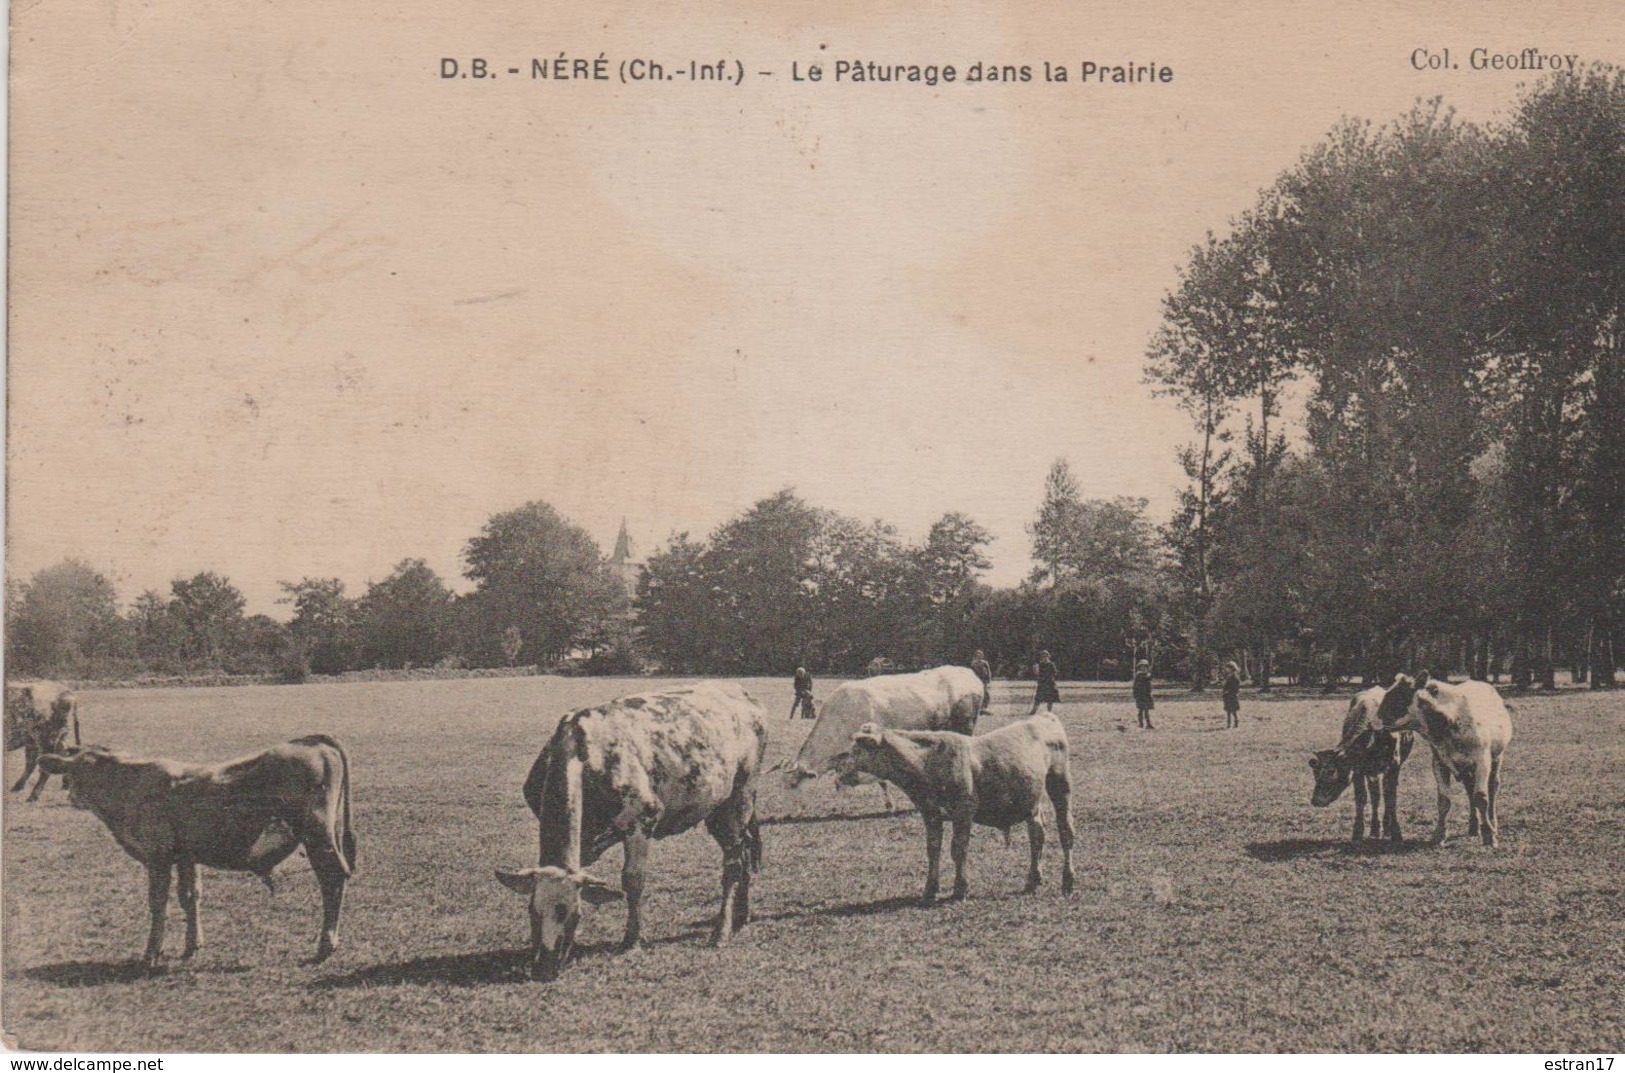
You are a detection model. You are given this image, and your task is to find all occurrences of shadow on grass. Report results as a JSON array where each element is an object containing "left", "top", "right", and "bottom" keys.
[
  {"left": 761, "top": 809, "right": 916, "bottom": 826},
  {"left": 309, "top": 931, "right": 715, "bottom": 990},
  {"left": 24, "top": 959, "right": 254, "bottom": 987},
  {"left": 1244, "top": 837, "right": 1434, "bottom": 862}
]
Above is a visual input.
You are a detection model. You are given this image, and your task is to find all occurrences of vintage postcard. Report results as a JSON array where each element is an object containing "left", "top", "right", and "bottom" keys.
[{"left": 5, "top": 0, "right": 1623, "bottom": 1057}]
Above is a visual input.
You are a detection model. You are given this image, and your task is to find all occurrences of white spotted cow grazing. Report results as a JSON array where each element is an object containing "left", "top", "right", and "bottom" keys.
[
  {"left": 495, "top": 681, "right": 768, "bottom": 981},
  {"left": 1309, "top": 686, "right": 1414, "bottom": 843},
  {"left": 6, "top": 680, "right": 80, "bottom": 801},
  {"left": 37, "top": 736, "right": 356, "bottom": 968},
  {"left": 848, "top": 713, "right": 1076, "bottom": 904},
  {"left": 1377, "top": 673, "right": 1513, "bottom": 847},
  {"left": 785, "top": 666, "right": 985, "bottom": 808}
]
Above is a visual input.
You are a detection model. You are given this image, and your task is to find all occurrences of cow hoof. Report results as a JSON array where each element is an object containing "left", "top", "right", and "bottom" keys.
[
  {"left": 1061, "top": 875, "right": 1076, "bottom": 896},
  {"left": 1023, "top": 880, "right": 1041, "bottom": 895},
  {"left": 948, "top": 888, "right": 968, "bottom": 903}
]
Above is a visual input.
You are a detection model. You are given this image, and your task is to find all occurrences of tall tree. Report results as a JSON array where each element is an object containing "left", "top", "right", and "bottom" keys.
[
  {"left": 168, "top": 572, "right": 248, "bottom": 668},
  {"left": 354, "top": 559, "right": 455, "bottom": 669},
  {"left": 5, "top": 559, "right": 122, "bottom": 676},
  {"left": 279, "top": 577, "right": 357, "bottom": 675},
  {"left": 462, "top": 501, "right": 628, "bottom": 667}
]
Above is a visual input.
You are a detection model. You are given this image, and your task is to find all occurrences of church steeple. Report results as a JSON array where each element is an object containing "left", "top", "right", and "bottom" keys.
[{"left": 612, "top": 518, "right": 634, "bottom": 564}]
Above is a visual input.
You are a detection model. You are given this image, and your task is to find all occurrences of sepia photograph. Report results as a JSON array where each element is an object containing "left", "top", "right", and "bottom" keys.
[{"left": 4, "top": 0, "right": 1623, "bottom": 1056}]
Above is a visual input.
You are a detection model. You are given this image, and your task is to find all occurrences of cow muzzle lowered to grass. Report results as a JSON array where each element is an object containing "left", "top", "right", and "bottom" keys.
[{"left": 494, "top": 865, "right": 623, "bottom": 981}]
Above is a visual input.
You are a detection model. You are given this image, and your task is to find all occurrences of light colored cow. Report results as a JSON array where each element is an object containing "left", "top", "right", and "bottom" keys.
[
  {"left": 785, "top": 666, "right": 985, "bottom": 804},
  {"left": 5, "top": 680, "right": 79, "bottom": 800},
  {"left": 848, "top": 713, "right": 1076, "bottom": 903},
  {"left": 38, "top": 736, "right": 356, "bottom": 967},
  {"left": 1309, "top": 686, "right": 1414, "bottom": 843},
  {"left": 495, "top": 680, "right": 768, "bottom": 981},
  {"left": 1376, "top": 673, "right": 1513, "bottom": 847}
]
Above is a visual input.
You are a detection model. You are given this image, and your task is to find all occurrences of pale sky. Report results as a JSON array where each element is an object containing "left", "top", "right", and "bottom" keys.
[{"left": 8, "top": 0, "right": 1620, "bottom": 615}]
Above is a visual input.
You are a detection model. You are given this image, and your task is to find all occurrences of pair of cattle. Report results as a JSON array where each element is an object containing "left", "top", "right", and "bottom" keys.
[
  {"left": 1309, "top": 674, "right": 1514, "bottom": 847},
  {"left": 495, "top": 667, "right": 1075, "bottom": 980}
]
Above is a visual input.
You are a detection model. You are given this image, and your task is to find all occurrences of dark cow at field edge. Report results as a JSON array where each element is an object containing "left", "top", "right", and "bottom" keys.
[
  {"left": 1309, "top": 686, "right": 1414, "bottom": 843},
  {"left": 848, "top": 712, "right": 1076, "bottom": 904},
  {"left": 6, "top": 680, "right": 79, "bottom": 800},
  {"left": 495, "top": 680, "right": 768, "bottom": 981},
  {"left": 37, "top": 735, "right": 356, "bottom": 968},
  {"left": 1377, "top": 673, "right": 1513, "bottom": 847}
]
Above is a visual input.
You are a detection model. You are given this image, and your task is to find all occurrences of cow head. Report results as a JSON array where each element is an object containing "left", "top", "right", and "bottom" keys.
[
  {"left": 1376, "top": 672, "right": 1444, "bottom": 736},
  {"left": 1307, "top": 749, "right": 1352, "bottom": 806},
  {"left": 493, "top": 865, "right": 623, "bottom": 981},
  {"left": 849, "top": 723, "right": 896, "bottom": 781},
  {"left": 36, "top": 746, "right": 116, "bottom": 810}
]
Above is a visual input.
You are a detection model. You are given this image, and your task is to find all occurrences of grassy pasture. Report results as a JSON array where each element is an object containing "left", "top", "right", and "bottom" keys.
[{"left": 3, "top": 677, "right": 1622, "bottom": 1053}]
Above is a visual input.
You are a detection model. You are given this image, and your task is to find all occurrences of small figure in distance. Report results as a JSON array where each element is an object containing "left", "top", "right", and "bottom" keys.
[
  {"left": 970, "top": 649, "right": 993, "bottom": 710},
  {"left": 790, "top": 666, "right": 816, "bottom": 720},
  {"left": 1222, "top": 661, "right": 1242, "bottom": 729},
  {"left": 1134, "top": 659, "right": 1155, "bottom": 729},
  {"left": 1030, "top": 649, "right": 1060, "bottom": 714}
]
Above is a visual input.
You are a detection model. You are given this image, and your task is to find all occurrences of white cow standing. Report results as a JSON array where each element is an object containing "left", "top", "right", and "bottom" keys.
[
  {"left": 1377, "top": 673, "right": 1513, "bottom": 847},
  {"left": 785, "top": 666, "right": 985, "bottom": 808}
]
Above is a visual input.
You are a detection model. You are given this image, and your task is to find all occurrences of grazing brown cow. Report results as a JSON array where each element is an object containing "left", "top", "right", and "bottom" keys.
[
  {"left": 6, "top": 680, "right": 79, "bottom": 800},
  {"left": 38, "top": 736, "right": 356, "bottom": 967},
  {"left": 1377, "top": 673, "right": 1513, "bottom": 847},
  {"left": 1309, "top": 686, "right": 1414, "bottom": 843},
  {"left": 495, "top": 681, "right": 768, "bottom": 980},
  {"left": 848, "top": 713, "right": 1076, "bottom": 904}
]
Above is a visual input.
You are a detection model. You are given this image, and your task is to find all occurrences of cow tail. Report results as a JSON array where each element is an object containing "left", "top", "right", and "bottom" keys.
[
  {"left": 293, "top": 734, "right": 356, "bottom": 876},
  {"left": 338, "top": 740, "right": 356, "bottom": 875},
  {"left": 72, "top": 697, "right": 81, "bottom": 747}
]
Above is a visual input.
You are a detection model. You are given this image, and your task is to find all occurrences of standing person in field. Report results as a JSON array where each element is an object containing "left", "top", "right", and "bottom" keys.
[
  {"left": 1222, "top": 661, "right": 1242, "bottom": 729},
  {"left": 1030, "top": 649, "right": 1061, "bottom": 714},
  {"left": 971, "top": 649, "right": 993, "bottom": 709},
  {"left": 790, "top": 666, "right": 816, "bottom": 720},
  {"left": 1134, "top": 659, "right": 1156, "bottom": 729}
]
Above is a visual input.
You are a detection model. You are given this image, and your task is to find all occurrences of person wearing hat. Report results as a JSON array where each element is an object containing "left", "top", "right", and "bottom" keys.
[
  {"left": 971, "top": 649, "right": 993, "bottom": 709},
  {"left": 1133, "top": 659, "right": 1155, "bottom": 729},
  {"left": 790, "top": 665, "right": 816, "bottom": 720},
  {"left": 1221, "top": 661, "right": 1242, "bottom": 728},
  {"left": 1030, "top": 650, "right": 1060, "bottom": 714}
]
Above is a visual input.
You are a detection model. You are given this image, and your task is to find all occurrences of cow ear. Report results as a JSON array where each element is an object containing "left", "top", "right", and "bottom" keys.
[
  {"left": 1415, "top": 670, "right": 1430, "bottom": 690},
  {"left": 494, "top": 867, "right": 541, "bottom": 895},
  {"left": 1307, "top": 755, "right": 1319, "bottom": 770},
  {"left": 575, "top": 873, "right": 624, "bottom": 905}
]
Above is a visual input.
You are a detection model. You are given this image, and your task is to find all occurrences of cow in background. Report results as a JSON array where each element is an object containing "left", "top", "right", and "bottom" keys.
[
  {"left": 1377, "top": 673, "right": 1513, "bottom": 847},
  {"left": 1309, "top": 686, "right": 1413, "bottom": 843},
  {"left": 38, "top": 735, "right": 356, "bottom": 967},
  {"left": 783, "top": 666, "right": 984, "bottom": 810},
  {"left": 6, "top": 680, "right": 79, "bottom": 800},
  {"left": 495, "top": 681, "right": 767, "bottom": 981}
]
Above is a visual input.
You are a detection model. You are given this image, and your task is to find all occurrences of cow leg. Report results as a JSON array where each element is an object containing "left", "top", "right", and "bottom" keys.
[
  {"left": 144, "top": 864, "right": 172, "bottom": 969},
  {"left": 26, "top": 761, "right": 53, "bottom": 801},
  {"left": 1461, "top": 766, "right": 1480, "bottom": 838},
  {"left": 1472, "top": 758, "right": 1496, "bottom": 848},
  {"left": 1048, "top": 772, "right": 1077, "bottom": 895},
  {"left": 621, "top": 830, "right": 649, "bottom": 951},
  {"left": 1383, "top": 766, "right": 1403, "bottom": 843},
  {"left": 1429, "top": 754, "right": 1453, "bottom": 846},
  {"left": 1351, "top": 775, "right": 1368, "bottom": 843},
  {"left": 921, "top": 815, "right": 943, "bottom": 904},
  {"left": 305, "top": 842, "right": 347, "bottom": 962},
  {"left": 1024, "top": 817, "right": 1045, "bottom": 893},
  {"left": 1487, "top": 755, "right": 1502, "bottom": 831},
  {"left": 705, "top": 809, "right": 751, "bottom": 945},
  {"left": 177, "top": 860, "right": 202, "bottom": 959},
  {"left": 12, "top": 745, "right": 39, "bottom": 794},
  {"left": 1365, "top": 774, "right": 1382, "bottom": 842},
  {"left": 948, "top": 818, "right": 971, "bottom": 901}
]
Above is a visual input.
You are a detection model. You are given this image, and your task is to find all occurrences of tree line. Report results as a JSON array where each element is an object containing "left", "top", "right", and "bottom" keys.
[{"left": 6, "top": 70, "right": 1620, "bottom": 689}]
